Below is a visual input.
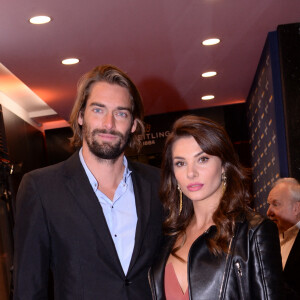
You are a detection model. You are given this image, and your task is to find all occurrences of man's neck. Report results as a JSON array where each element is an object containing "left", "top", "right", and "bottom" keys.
[{"left": 82, "top": 146, "right": 125, "bottom": 192}]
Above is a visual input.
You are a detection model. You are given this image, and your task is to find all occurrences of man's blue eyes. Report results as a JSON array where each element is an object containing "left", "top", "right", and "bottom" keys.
[
  {"left": 92, "top": 109, "right": 128, "bottom": 118},
  {"left": 117, "top": 112, "right": 128, "bottom": 117}
]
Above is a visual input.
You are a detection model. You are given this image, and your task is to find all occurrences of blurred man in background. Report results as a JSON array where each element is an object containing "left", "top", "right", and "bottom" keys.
[{"left": 267, "top": 177, "right": 300, "bottom": 299}]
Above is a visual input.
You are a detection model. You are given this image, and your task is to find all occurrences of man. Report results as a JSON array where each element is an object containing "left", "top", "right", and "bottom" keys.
[
  {"left": 267, "top": 177, "right": 300, "bottom": 299},
  {"left": 13, "top": 65, "right": 163, "bottom": 299}
]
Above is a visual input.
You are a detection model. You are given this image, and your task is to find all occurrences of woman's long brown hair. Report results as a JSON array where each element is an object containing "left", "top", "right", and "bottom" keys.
[{"left": 160, "top": 115, "right": 251, "bottom": 256}]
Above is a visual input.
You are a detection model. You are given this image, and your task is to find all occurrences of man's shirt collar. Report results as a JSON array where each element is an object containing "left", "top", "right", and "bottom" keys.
[{"left": 79, "top": 148, "right": 131, "bottom": 193}]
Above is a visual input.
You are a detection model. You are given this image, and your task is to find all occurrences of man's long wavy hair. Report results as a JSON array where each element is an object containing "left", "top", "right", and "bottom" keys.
[
  {"left": 69, "top": 64, "right": 144, "bottom": 151},
  {"left": 161, "top": 115, "right": 251, "bottom": 256}
]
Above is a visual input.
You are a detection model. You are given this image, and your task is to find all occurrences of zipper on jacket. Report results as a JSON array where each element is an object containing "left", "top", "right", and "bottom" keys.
[
  {"left": 219, "top": 236, "right": 234, "bottom": 300},
  {"left": 235, "top": 261, "right": 245, "bottom": 300},
  {"left": 148, "top": 268, "right": 157, "bottom": 300},
  {"left": 236, "top": 262, "right": 242, "bottom": 276}
]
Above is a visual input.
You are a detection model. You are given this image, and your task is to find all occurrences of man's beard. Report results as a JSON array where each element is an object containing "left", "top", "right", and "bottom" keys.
[{"left": 82, "top": 123, "right": 131, "bottom": 160}]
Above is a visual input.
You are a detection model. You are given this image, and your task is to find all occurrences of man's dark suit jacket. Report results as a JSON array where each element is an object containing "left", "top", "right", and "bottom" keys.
[
  {"left": 284, "top": 230, "right": 300, "bottom": 299},
  {"left": 13, "top": 152, "right": 163, "bottom": 300}
]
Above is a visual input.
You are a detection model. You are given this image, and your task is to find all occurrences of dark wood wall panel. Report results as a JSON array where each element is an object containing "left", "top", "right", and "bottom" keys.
[
  {"left": 2, "top": 107, "right": 46, "bottom": 200},
  {"left": 277, "top": 23, "right": 300, "bottom": 181}
]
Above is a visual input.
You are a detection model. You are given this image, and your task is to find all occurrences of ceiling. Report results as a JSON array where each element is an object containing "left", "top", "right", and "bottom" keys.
[{"left": 0, "top": 0, "right": 299, "bottom": 128}]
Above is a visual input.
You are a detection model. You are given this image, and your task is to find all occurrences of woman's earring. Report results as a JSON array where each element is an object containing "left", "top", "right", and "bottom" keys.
[
  {"left": 221, "top": 172, "right": 227, "bottom": 194},
  {"left": 177, "top": 185, "right": 183, "bottom": 215}
]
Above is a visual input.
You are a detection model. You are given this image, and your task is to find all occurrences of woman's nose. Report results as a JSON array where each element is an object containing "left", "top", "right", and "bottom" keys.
[{"left": 187, "top": 164, "right": 198, "bottom": 179}]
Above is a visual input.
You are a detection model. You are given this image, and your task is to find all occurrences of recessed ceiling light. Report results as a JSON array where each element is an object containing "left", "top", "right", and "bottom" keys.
[
  {"left": 201, "top": 95, "right": 215, "bottom": 100},
  {"left": 29, "top": 16, "right": 52, "bottom": 25},
  {"left": 62, "top": 58, "right": 80, "bottom": 65},
  {"left": 202, "top": 71, "right": 217, "bottom": 78},
  {"left": 202, "top": 38, "right": 220, "bottom": 46}
]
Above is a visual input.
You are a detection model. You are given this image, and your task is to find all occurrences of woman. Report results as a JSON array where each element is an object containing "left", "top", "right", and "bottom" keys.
[{"left": 149, "top": 115, "right": 283, "bottom": 300}]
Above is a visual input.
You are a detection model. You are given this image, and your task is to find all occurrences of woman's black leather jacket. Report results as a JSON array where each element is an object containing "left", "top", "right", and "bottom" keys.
[{"left": 148, "top": 211, "right": 283, "bottom": 300}]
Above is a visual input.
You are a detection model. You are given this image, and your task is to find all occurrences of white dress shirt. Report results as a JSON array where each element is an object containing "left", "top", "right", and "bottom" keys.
[{"left": 79, "top": 149, "right": 137, "bottom": 275}]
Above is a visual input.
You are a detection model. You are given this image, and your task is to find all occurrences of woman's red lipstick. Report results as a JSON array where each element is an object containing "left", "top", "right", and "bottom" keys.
[{"left": 187, "top": 183, "right": 204, "bottom": 191}]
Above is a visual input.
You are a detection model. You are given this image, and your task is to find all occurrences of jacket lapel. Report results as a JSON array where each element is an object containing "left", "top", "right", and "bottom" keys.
[
  {"left": 127, "top": 162, "right": 151, "bottom": 272},
  {"left": 63, "top": 152, "right": 123, "bottom": 273},
  {"left": 284, "top": 230, "right": 300, "bottom": 273}
]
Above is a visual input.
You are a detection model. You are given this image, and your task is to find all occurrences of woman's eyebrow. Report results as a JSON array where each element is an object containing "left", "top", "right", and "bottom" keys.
[{"left": 173, "top": 151, "right": 204, "bottom": 160}]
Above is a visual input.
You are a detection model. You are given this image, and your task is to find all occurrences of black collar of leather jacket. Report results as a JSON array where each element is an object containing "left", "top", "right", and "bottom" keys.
[{"left": 148, "top": 210, "right": 284, "bottom": 300}]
